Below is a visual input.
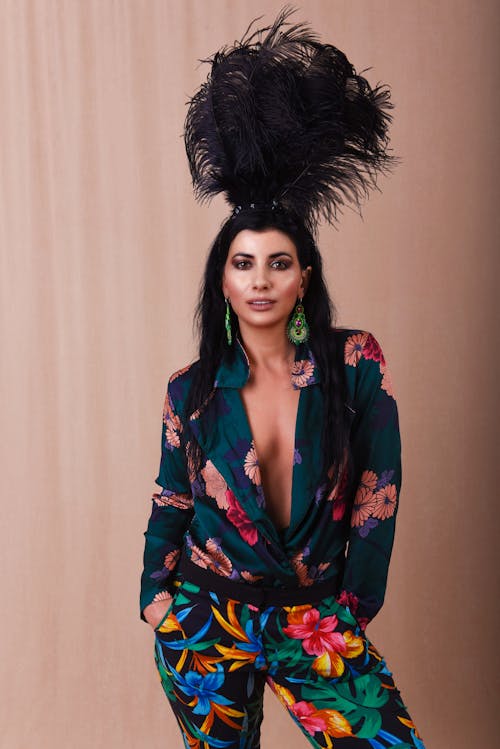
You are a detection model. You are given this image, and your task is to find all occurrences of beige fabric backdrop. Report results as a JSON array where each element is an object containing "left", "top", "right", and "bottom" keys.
[{"left": 1, "top": 1, "right": 499, "bottom": 747}]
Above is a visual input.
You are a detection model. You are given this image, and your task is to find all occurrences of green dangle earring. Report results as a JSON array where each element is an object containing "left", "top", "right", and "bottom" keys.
[
  {"left": 287, "top": 297, "right": 309, "bottom": 345},
  {"left": 224, "top": 297, "right": 233, "bottom": 345}
]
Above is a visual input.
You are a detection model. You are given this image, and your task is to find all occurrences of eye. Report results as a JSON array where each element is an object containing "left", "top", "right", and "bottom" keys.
[
  {"left": 271, "top": 259, "right": 290, "bottom": 269},
  {"left": 233, "top": 260, "right": 251, "bottom": 269}
]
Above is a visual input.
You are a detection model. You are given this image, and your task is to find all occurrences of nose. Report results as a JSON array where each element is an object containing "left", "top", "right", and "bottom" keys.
[{"left": 251, "top": 263, "right": 271, "bottom": 289}]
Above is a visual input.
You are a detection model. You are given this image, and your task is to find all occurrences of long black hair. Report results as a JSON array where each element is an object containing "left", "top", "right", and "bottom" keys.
[{"left": 183, "top": 205, "right": 354, "bottom": 500}]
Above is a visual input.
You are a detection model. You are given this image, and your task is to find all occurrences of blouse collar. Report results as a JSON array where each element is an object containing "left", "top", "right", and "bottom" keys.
[{"left": 214, "top": 336, "right": 321, "bottom": 390}]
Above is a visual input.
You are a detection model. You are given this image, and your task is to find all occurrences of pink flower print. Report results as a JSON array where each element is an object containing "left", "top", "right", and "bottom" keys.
[
  {"left": 291, "top": 359, "right": 315, "bottom": 388},
  {"left": 372, "top": 483, "right": 397, "bottom": 520},
  {"left": 362, "top": 333, "right": 386, "bottom": 366},
  {"left": 327, "top": 466, "right": 349, "bottom": 521},
  {"left": 351, "top": 485, "right": 376, "bottom": 528},
  {"left": 201, "top": 460, "right": 229, "bottom": 509},
  {"left": 244, "top": 443, "right": 261, "bottom": 485},
  {"left": 332, "top": 499, "right": 346, "bottom": 521},
  {"left": 283, "top": 608, "right": 346, "bottom": 657},
  {"left": 344, "top": 332, "right": 369, "bottom": 366},
  {"left": 336, "top": 589, "right": 360, "bottom": 616},
  {"left": 226, "top": 489, "right": 258, "bottom": 546},
  {"left": 291, "top": 701, "right": 327, "bottom": 736}
]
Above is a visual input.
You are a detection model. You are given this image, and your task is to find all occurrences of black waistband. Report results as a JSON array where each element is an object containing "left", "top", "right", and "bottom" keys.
[{"left": 178, "top": 556, "right": 337, "bottom": 608}]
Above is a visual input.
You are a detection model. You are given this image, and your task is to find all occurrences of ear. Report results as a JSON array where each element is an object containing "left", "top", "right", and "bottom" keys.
[{"left": 299, "top": 266, "right": 312, "bottom": 297}]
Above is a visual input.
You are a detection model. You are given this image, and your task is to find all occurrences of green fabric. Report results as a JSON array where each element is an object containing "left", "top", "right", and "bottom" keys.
[{"left": 140, "top": 328, "right": 402, "bottom": 630}]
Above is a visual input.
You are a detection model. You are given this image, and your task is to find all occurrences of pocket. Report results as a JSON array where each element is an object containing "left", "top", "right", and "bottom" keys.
[{"left": 153, "top": 582, "right": 183, "bottom": 633}]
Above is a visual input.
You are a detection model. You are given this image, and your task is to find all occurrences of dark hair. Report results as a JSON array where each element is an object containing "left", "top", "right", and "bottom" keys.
[{"left": 183, "top": 206, "right": 354, "bottom": 499}]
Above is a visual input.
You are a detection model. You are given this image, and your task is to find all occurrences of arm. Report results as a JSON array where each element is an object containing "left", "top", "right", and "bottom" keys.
[
  {"left": 139, "top": 374, "right": 194, "bottom": 622},
  {"left": 336, "top": 332, "right": 402, "bottom": 630}
]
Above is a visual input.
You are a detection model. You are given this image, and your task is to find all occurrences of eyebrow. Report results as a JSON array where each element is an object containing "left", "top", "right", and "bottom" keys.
[{"left": 231, "top": 251, "right": 293, "bottom": 259}]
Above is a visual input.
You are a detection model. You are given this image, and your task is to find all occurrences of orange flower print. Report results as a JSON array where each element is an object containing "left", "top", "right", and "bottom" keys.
[
  {"left": 351, "top": 485, "right": 376, "bottom": 528},
  {"left": 268, "top": 684, "right": 353, "bottom": 739},
  {"left": 205, "top": 538, "right": 233, "bottom": 577},
  {"left": 398, "top": 716, "right": 424, "bottom": 739},
  {"left": 344, "top": 332, "right": 369, "bottom": 366},
  {"left": 359, "top": 469, "right": 378, "bottom": 492},
  {"left": 290, "top": 701, "right": 328, "bottom": 736},
  {"left": 372, "top": 483, "right": 397, "bottom": 520},
  {"left": 240, "top": 570, "right": 264, "bottom": 583},
  {"left": 268, "top": 680, "right": 295, "bottom": 708},
  {"left": 152, "top": 589, "right": 172, "bottom": 604},
  {"left": 381, "top": 363, "right": 395, "bottom": 398},
  {"left": 201, "top": 460, "right": 229, "bottom": 509},
  {"left": 343, "top": 629, "right": 365, "bottom": 658},
  {"left": 188, "top": 388, "right": 216, "bottom": 421},
  {"left": 153, "top": 490, "right": 193, "bottom": 510},
  {"left": 186, "top": 440, "right": 198, "bottom": 484},
  {"left": 244, "top": 443, "right": 261, "bottom": 485},
  {"left": 163, "top": 548, "right": 181, "bottom": 571},
  {"left": 190, "top": 543, "right": 211, "bottom": 569},
  {"left": 169, "top": 364, "right": 192, "bottom": 382},
  {"left": 165, "top": 414, "right": 182, "bottom": 448},
  {"left": 163, "top": 392, "right": 182, "bottom": 448},
  {"left": 291, "top": 550, "right": 330, "bottom": 586},
  {"left": 312, "top": 648, "right": 346, "bottom": 678},
  {"left": 314, "top": 708, "right": 353, "bottom": 738},
  {"left": 291, "top": 359, "right": 315, "bottom": 388}
]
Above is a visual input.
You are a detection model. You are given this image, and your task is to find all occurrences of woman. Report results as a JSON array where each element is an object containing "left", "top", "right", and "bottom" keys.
[{"left": 140, "top": 8, "right": 426, "bottom": 748}]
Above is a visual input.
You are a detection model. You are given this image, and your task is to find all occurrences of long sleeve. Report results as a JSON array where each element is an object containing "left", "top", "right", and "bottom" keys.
[
  {"left": 139, "top": 374, "right": 194, "bottom": 621},
  {"left": 337, "top": 332, "right": 402, "bottom": 631}
]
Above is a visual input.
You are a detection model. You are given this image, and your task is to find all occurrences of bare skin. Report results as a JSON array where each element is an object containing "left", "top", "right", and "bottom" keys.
[
  {"left": 240, "top": 364, "right": 299, "bottom": 529},
  {"left": 144, "top": 228, "right": 311, "bottom": 628}
]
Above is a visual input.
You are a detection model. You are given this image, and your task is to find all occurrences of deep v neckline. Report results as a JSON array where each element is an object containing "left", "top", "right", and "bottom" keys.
[{"left": 237, "top": 382, "right": 303, "bottom": 536}]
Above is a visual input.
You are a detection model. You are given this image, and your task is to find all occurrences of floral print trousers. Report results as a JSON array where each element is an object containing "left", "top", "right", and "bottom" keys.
[{"left": 153, "top": 573, "right": 425, "bottom": 749}]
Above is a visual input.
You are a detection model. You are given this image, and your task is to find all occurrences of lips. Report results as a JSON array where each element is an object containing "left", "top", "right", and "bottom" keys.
[{"left": 247, "top": 299, "right": 276, "bottom": 309}]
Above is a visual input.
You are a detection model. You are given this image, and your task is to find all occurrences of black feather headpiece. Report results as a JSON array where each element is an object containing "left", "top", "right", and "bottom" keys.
[{"left": 184, "top": 4, "right": 398, "bottom": 234}]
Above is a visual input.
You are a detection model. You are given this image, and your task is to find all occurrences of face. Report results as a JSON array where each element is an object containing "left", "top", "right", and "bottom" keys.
[{"left": 221, "top": 228, "right": 312, "bottom": 337}]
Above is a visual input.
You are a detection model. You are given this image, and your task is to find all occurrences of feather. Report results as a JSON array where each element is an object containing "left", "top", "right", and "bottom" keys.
[{"left": 183, "top": 4, "right": 399, "bottom": 232}]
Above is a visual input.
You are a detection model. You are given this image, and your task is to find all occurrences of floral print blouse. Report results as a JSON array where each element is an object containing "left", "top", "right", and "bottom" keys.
[{"left": 140, "top": 328, "right": 401, "bottom": 632}]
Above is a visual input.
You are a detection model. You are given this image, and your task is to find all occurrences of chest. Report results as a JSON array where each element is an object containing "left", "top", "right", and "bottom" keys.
[{"left": 240, "top": 380, "right": 300, "bottom": 528}]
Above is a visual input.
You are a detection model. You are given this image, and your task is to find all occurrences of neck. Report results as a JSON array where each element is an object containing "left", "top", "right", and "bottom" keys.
[{"left": 237, "top": 322, "right": 295, "bottom": 370}]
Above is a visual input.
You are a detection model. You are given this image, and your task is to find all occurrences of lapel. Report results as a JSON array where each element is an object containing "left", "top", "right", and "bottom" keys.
[{"left": 188, "top": 337, "right": 324, "bottom": 547}]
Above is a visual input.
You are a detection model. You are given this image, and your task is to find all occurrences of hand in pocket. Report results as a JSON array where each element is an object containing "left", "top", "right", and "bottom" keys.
[{"left": 144, "top": 597, "right": 174, "bottom": 631}]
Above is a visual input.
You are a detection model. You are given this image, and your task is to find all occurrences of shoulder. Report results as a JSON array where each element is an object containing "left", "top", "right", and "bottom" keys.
[
  {"left": 331, "top": 327, "right": 387, "bottom": 370},
  {"left": 164, "top": 359, "right": 201, "bottom": 412}
]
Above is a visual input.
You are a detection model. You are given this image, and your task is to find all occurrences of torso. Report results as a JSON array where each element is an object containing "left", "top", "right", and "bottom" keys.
[{"left": 240, "top": 370, "right": 300, "bottom": 530}]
